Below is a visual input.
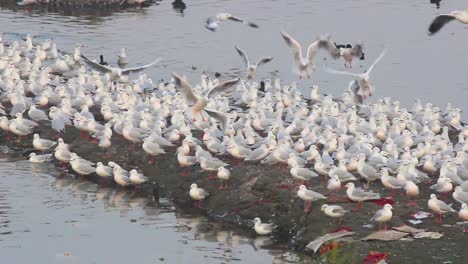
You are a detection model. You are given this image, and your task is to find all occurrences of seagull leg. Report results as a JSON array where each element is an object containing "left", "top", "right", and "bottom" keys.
[
  {"left": 384, "top": 222, "right": 388, "bottom": 231},
  {"left": 304, "top": 201, "right": 311, "bottom": 213},
  {"left": 378, "top": 222, "right": 382, "bottom": 231},
  {"left": 352, "top": 202, "right": 362, "bottom": 212}
]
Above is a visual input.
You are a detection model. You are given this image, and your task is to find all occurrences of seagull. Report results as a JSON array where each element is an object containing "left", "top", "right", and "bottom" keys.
[
  {"left": 459, "top": 203, "right": 468, "bottom": 232},
  {"left": 32, "top": 134, "right": 57, "bottom": 152},
  {"left": 217, "top": 167, "right": 231, "bottom": 190},
  {"left": 326, "top": 49, "right": 386, "bottom": 99},
  {"left": 189, "top": 183, "right": 210, "bottom": 208},
  {"left": 345, "top": 182, "right": 381, "bottom": 211},
  {"left": 370, "top": 204, "right": 393, "bottom": 231},
  {"left": 428, "top": 9, "right": 468, "bottom": 35},
  {"left": 28, "top": 153, "right": 52, "bottom": 163},
  {"left": 323, "top": 40, "right": 364, "bottom": 68},
  {"left": 129, "top": 169, "right": 149, "bottom": 185},
  {"left": 80, "top": 54, "right": 160, "bottom": 82},
  {"left": 117, "top": 48, "right": 128, "bottom": 65},
  {"left": 321, "top": 204, "right": 349, "bottom": 225},
  {"left": 205, "top": 13, "right": 259, "bottom": 31},
  {"left": 297, "top": 185, "right": 326, "bottom": 213},
  {"left": 253, "top": 217, "right": 275, "bottom": 235},
  {"left": 428, "top": 193, "right": 456, "bottom": 223},
  {"left": 280, "top": 31, "right": 329, "bottom": 79},
  {"left": 234, "top": 46, "right": 273, "bottom": 79},
  {"left": 171, "top": 72, "right": 239, "bottom": 131}
]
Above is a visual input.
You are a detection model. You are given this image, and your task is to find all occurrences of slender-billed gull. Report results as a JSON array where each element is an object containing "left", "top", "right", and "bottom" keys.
[
  {"left": 326, "top": 49, "right": 386, "bottom": 99},
  {"left": 253, "top": 217, "right": 275, "bottom": 235},
  {"left": 370, "top": 204, "right": 393, "bottom": 231},
  {"left": 28, "top": 153, "right": 52, "bottom": 163},
  {"left": 205, "top": 13, "right": 259, "bottom": 31},
  {"left": 321, "top": 204, "right": 349, "bottom": 225},
  {"left": 429, "top": 9, "right": 468, "bottom": 35},
  {"left": 345, "top": 182, "right": 381, "bottom": 211},
  {"left": 234, "top": 46, "right": 273, "bottom": 79},
  {"left": 297, "top": 185, "right": 326, "bottom": 213},
  {"left": 428, "top": 193, "right": 456, "bottom": 223},
  {"left": 189, "top": 183, "right": 210, "bottom": 208},
  {"left": 280, "top": 31, "right": 329, "bottom": 79}
]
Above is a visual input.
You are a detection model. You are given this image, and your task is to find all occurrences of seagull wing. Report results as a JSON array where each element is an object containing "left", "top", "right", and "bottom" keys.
[
  {"left": 80, "top": 54, "right": 112, "bottom": 73},
  {"left": 206, "top": 78, "right": 240, "bottom": 98},
  {"left": 325, "top": 68, "right": 358, "bottom": 77},
  {"left": 235, "top": 45, "right": 250, "bottom": 67},
  {"left": 122, "top": 57, "right": 161, "bottom": 74},
  {"left": 306, "top": 40, "right": 321, "bottom": 63},
  {"left": 366, "top": 49, "right": 386, "bottom": 75},
  {"left": 429, "top": 14, "right": 455, "bottom": 35},
  {"left": 281, "top": 31, "right": 302, "bottom": 65},
  {"left": 204, "top": 108, "right": 228, "bottom": 132},
  {"left": 255, "top": 56, "right": 273, "bottom": 67},
  {"left": 171, "top": 72, "right": 199, "bottom": 105},
  {"left": 324, "top": 40, "right": 341, "bottom": 59}
]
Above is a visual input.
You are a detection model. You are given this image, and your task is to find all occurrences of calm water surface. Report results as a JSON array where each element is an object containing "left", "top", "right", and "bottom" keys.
[
  {"left": 0, "top": 161, "right": 299, "bottom": 263},
  {"left": 0, "top": 0, "right": 468, "bottom": 263}
]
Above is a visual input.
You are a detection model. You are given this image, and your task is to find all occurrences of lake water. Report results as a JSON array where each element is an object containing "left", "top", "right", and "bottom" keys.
[{"left": 1, "top": 0, "right": 468, "bottom": 263}]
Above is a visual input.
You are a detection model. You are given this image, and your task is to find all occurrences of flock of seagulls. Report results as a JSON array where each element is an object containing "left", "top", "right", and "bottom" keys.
[{"left": 0, "top": 5, "right": 468, "bottom": 241}]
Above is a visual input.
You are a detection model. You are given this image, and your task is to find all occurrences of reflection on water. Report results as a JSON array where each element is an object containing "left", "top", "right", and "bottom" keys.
[{"left": 0, "top": 161, "right": 303, "bottom": 263}]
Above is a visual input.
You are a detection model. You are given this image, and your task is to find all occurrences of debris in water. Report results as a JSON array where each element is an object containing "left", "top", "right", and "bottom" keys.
[{"left": 306, "top": 229, "right": 355, "bottom": 253}]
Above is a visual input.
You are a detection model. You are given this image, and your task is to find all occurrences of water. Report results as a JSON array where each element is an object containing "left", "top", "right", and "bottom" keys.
[
  {"left": 1, "top": 0, "right": 467, "bottom": 111},
  {"left": 0, "top": 161, "right": 300, "bottom": 263},
  {"left": 1, "top": 1, "right": 468, "bottom": 263}
]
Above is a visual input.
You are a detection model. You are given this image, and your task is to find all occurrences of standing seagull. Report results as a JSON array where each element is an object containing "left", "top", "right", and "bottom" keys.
[
  {"left": 234, "top": 46, "right": 273, "bottom": 79},
  {"left": 205, "top": 13, "right": 259, "bottom": 31},
  {"left": 280, "top": 31, "right": 329, "bottom": 79},
  {"left": 80, "top": 54, "right": 161, "bottom": 82},
  {"left": 326, "top": 49, "right": 386, "bottom": 99},
  {"left": 428, "top": 9, "right": 468, "bottom": 35}
]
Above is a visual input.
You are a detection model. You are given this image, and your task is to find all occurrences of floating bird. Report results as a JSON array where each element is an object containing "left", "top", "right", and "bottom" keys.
[
  {"left": 428, "top": 9, "right": 468, "bottom": 35},
  {"left": 427, "top": 193, "right": 456, "bottom": 223},
  {"left": 326, "top": 49, "right": 386, "bottom": 99},
  {"left": 205, "top": 13, "right": 259, "bottom": 31},
  {"left": 370, "top": 204, "right": 393, "bottom": 231},
  {"left": 321, "top": 204, "right": 349, "bottom": 225},
  {"left": 189, "top": 183, "right": 210, "bottom": 208},
  {"left": 80, "top": 54, "right": 160, "bottom": 82},
  {"left": 234, "top": 46, "right": 272, "bottom": 79},
  {"left": 280, "top": 31, "right": 329, "bottom": 79},
  {"left": 253, "top": 217, "right": 275, "bottom": 235},
  {"left": 28, "top": 153, "right": 52, "bottom": 163}
]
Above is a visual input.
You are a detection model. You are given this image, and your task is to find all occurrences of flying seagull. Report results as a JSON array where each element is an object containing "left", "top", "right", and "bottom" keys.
[
  {"left": 324, "top": 38, "right": 364, "bottom": 68},
  {"left": 429, "top": 9, "right": 468, "bottom": 35},
  {"left": 205, "top": 13, "right": 259, "bottom": 31},
  {"left": 171, "top": 72, "right": 239, "bottom": 132},
  {"left": 280, "top": 31, "right": 329, "bottom": 79},
  {"left": 80, "top": 54, "right": 160, "bottom": 82},
  {"left": 234, "top": 46, "right": 273, "bottom": 79},
  {"left": 326, "top": 49, "right": 386, "bottom": 99}
]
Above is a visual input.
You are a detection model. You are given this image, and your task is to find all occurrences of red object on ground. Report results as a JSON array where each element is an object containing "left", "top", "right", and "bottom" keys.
[
  {"left": 371, "top": 198, "right": 394, "bottom": 206},
  {"left": 319, "top": 242, "right": 341, "bottom": 256},
  {"left": 330, "top": 227, "right": 353, "bottom": 233},
  {"left": 363, "top": 251, "right": 389, "bottom": 264}
]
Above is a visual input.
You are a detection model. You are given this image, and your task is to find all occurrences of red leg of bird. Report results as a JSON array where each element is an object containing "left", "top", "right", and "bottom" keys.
[
  {"left": 207, "top": 173, "right": 217, "bottom": 180},
  {"left": 353, "top": 202, "right": 362, "bottom": 212},
  {"left": 61, "top": 162, "right": 68, "bottom": 170},
  {"left": 304, "top": 201, "right": 311, "bottom": 213},
  {"left": 384, "top": 222, "right": 388, "bottom": 231},
  {"left": 378, "top": 222, "right": 382, "bottom": 231}
]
